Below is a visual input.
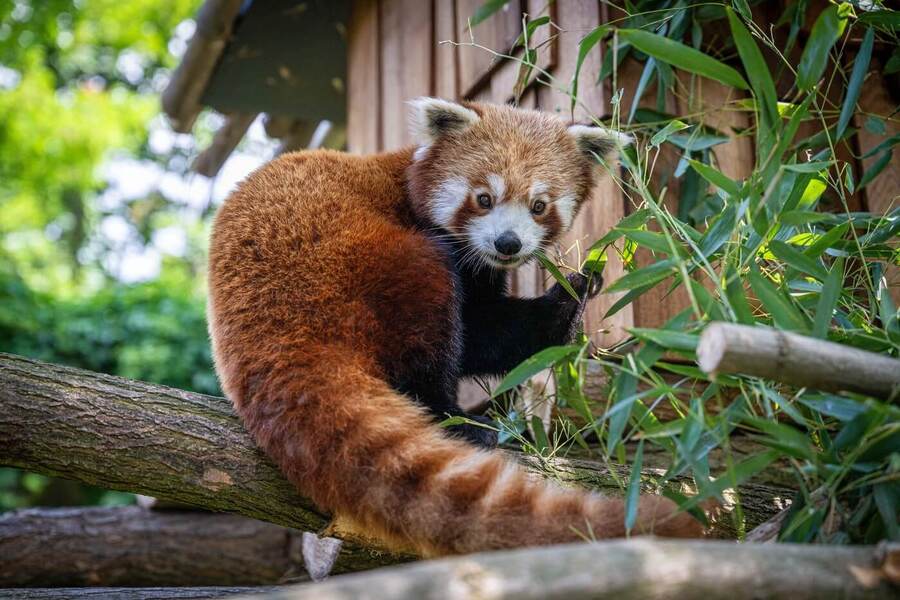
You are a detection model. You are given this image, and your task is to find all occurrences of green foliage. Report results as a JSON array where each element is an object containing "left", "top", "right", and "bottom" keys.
[
  {"left": 0, "top": 0, "right": 209, "bottom": 511},
  {"left": 494, "top": 1, "right": 900, "bottom": 545}
]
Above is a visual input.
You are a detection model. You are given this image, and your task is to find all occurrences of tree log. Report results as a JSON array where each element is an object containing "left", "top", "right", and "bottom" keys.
[
  {"left": 0, "top": 588, "right": 275, "bottom": 599},
  {"left": 233, "top": 539, "right": 899, "bottom": 600},
  {"left": 0, "top": 506, "right": 310, "bottom": 587},
  {"left": 698, "top": 322, "right": 900, "bottom": 399},
  {"left": 0, "top": 353, "right": 403, "bottom": 574}
]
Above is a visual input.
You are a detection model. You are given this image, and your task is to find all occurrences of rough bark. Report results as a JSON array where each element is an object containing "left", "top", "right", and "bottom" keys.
[
  {"left": 0, "top": 588, "right": 275, "bottom": 599},
  {"left": 231, "top": 540, "right": 900, "bottom": 600},
  {"left": 698, "top": 322, "right": 900, "bottom": 399},
  {"left": 0, "top": 506, "right": 309, "bottom": 587},
  {"left": 0, "top": 353, "right": 793, "bottom": 547},
  {"left": 0, "top": 353, "right": 404, "bottom": 574}
]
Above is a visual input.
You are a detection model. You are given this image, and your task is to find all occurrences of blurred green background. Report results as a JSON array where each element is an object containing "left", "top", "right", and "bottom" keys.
[{"left": 0, "top": 0, "right": 273, "bottom": 510}]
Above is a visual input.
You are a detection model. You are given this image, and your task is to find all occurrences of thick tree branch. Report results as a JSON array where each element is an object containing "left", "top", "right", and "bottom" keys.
[
  {"left": 0, "top": 506, "right": 310, "bottom": 587},
  {"left": 0, "top": 353, "right": 403, "bottom": 574},
  {"left": 0, "top": 352, "right": 790, "bottom": 563}
]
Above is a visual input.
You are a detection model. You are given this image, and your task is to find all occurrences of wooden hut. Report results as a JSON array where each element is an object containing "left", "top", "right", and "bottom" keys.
[{"left": 163, "top": 0, "right": 899, "bottom": 355}]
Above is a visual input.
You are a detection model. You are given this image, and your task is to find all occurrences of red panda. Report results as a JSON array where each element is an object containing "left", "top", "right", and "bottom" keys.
[{"left": 207, "top": 98, "right": 703, "bottom": 556}]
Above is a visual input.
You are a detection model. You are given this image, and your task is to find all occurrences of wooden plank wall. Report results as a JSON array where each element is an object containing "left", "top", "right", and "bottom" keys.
[{"left": 346, "top": 0, "right": 898, "bottom": 338}]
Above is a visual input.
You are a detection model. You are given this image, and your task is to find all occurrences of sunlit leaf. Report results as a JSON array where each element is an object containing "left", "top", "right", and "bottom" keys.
[{"left": 618, "top": 29, "right": 749, "bottom": 90}]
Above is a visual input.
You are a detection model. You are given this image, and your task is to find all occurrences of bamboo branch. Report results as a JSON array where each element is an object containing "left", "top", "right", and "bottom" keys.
[
  {"left": 0, "top": 353, "right": 793, "bottom": 546},
  {"left": 0, "top": 506, "right": 311, "bottom": 587},
  {"left": 234, "top": 539, "right": 899, "bottom": 600},
  {"left": 698, "top": 322, "right": 900, "bottom": 399}
]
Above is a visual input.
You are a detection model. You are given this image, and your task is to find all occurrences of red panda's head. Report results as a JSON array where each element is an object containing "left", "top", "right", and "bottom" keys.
[{"left": 407, "top": 97, "right": 629, "bottom": 270}]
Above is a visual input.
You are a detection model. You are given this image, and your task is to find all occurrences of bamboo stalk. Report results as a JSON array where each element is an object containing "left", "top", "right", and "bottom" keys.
[{"left": 698, "top": 322, "right": 900, "bottom": 399}]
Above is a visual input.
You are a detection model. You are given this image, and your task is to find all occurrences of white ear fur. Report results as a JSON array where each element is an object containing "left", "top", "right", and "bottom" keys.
[
  {"left": 408, "top": 97, "right": 480, "bottom": 145},
  {"left": 567, "top": 125, "right": 632, "bottom": 163}
]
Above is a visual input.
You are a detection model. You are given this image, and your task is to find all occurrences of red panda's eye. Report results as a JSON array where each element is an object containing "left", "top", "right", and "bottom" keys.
[
  {"left": 531, "top": 200, "right": 546, "bottom": 215},
  {"left": 476, "top": 193, "right": 493, "bottom": 209}
]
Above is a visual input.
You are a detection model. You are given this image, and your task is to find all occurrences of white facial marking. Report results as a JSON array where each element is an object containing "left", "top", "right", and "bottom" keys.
[
  {"left": 486, "top": 173, "right": 506, "bottom": 201},
  {"left": 530, "top": 180, "right": 549, "bottom": 198},
  {"left": 430, "top": 176, "right": 469, "bottom": 227},
  {"left": 467, "top": 202, "right": 546, "bottom": 268},
  {"left": 555, "top": 193, "right": 577, "bottom": 230}
]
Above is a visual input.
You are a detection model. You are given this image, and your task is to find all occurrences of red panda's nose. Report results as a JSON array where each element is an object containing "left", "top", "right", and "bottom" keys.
[{"left": 494, "top": 231, "right": 522, "bottom": 256}]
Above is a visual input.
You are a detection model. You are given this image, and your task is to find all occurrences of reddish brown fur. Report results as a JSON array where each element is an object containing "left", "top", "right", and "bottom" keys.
[{"left": 208, "top": 102, "right": 701, "bottom": 556}]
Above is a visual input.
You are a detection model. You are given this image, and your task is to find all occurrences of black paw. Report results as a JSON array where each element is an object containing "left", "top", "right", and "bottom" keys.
[
  {"left": 549, "top": 271, "right": 603, "bottom": 302},
  {"left": 449, "top": 415, "right": 499, "bottom": 449},
  {"left": 567, "top": 271, "right": 603, "bottom": 299}
]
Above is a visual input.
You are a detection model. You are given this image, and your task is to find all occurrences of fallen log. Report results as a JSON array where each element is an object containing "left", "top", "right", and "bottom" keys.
[
  {"left": 0, "top": 352, "right": 401, "bottom": 574},
  {"left": 0, "top": 588, "right": 275, "bottom": 599},
  {"left": 0, "top": 506, "right": 309, "bottom": 587},
  {"left": 698, "top": 322, "right": 900, "bottom": 399},
  {"left": 0, "top": 353, "right": 792, "bottom": 548},
  {"left": 231, "top": 539, "right": 899, "bottom": 600}
]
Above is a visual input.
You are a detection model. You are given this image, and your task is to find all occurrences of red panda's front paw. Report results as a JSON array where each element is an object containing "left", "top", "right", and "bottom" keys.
[{"left": 567, "top": 271, "right": 603, "bottom": 299}]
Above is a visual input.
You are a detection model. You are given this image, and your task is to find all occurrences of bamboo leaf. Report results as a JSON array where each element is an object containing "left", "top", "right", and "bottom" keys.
[
  {"left": 797, "top": 4, "right": 849, "bottom": 91},
  {"left": 699, "top": 203, "right": 738, "bottom": 257},
  {"left": 857, "top": 149, "right": 893, "bottom": 190},
  {"left": 727, "top": 7, "right": 779, "bottom": 129},
  {"left": 470, "top": 0, "right": 509, "bottom": 26},
  {"left": 836, "top": 27, "right": 874, "bottom": 139},
  {"left": 605, "top": 259, "right": 676, "bottom": 293},
  {"left": 651, "top": 119, "right": 691, "bottom": 147},
  {"left": 629, "top": 328, "right": 698, "bottom": 352},
  {"left": 492, "top": 345, "right": 579, "bottom": 397},
  {"left": 618, "top": 29, "right": 749, "bottom": 90},
  {"left": 784, "top": 160, "right": 834, "bottom": 173},
  {"left": 688, "top": 159, "right": 741, "bottom": 197},
  {"left": 803, "top": 222, "right": 849, "bottom": 258},
  {"left": 625, "top": 439, "right": 644, "bottom": 532},
  {"left": 725, "top": 269, "right": 756, "bottom": 325},
  {"left": 530, "top": 415, "right": 549, "bottom": 453},
  {"left": 686, "top": 450, "right": 780, "bottom": 508},
  {"left": 621, "top": 229, "right": 675, "bottom": 255},
  {"left": 571, "top": 25, "right": 610, "bottom": 112},
  {"left": 536, "top": 251, "right": 579, "bottom": 300},
  {"left": 748, "top": 266, "right": 809, "bottom": 332},
  {"left": 812, "top": 257, "right": 844, "bottom": 338}
]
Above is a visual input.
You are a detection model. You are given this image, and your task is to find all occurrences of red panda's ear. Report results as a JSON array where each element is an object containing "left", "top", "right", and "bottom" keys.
[
  {"left": 567, "top": 125, "right": 632, "bottom": 164},
  {"left": 409, "top": 97, "right": 480, "bottom": 145}
]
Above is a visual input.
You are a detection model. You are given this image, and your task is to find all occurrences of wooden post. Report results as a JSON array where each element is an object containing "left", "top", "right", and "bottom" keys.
[{"left": 698, "top": 323, "right": 900, "bottom": 399}]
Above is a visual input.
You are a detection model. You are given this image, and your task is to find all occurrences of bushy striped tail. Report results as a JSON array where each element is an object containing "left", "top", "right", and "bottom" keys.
[{"left": 233, "top": 351, "right": 702, "bottom": 556}]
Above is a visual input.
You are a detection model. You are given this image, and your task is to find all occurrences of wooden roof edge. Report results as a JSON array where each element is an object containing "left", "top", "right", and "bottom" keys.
[{"left": 162, "top": 0, "right": 245, "bottom": 134}]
